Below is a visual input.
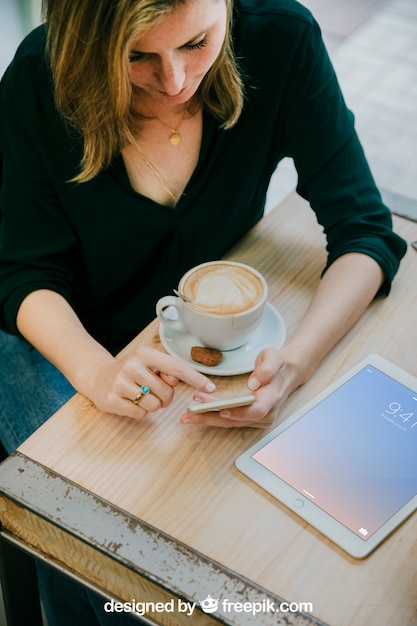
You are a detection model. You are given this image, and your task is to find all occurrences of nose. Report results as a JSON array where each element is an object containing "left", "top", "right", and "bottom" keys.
[{"left": 156, "top": 56, "right": 185, "bottom": 96}]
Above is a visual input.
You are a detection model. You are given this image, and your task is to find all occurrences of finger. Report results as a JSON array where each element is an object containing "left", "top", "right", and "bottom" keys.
[
  {"left": 96, "top": 394, "right": 150, "bottom": 421},
  {"left": 186, "top": 391, "right": 271, "bottom": 422},
  {"left": 219, "top": 398, "right": 274, "bottom": 424},
  {"left": 180, "top": 410, "right": 273, "bottom": 429},
  {"left": 116, "top": 386, "right": 168, "bottom": 419},
  {"left": 159, "top": 372, "right": 180, "bottom": 386},
  {"left": 128, "top": 375, "right": 176, "bottom": 410},
  {"left": 126, "top": 360, "right": 178, "bottom": 404},
  {"left": 181, "top": 394, "right": 274, "bottom": 426},
  {"left": 247, "top": 348, "right": 284, "bottom": 391},
  {"left": 141, "top": 368, "right": 179, "bottom": 387},
  {"left": 188, "top": 391, "right": 221, "bottom": 404},
  {"left": 134, "top": 346, "right": 216, "bottom": 393},
  {"left": 122, "top": 400, "right": 149, "bottom": 419},
  {"left": 130, "top": 387, "right": 164, "bottom": 412}
]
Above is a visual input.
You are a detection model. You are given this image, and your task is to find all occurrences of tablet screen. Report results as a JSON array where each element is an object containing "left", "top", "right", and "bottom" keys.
[{"left": 252, "top": 364, "right": 417, "bottom": 541}]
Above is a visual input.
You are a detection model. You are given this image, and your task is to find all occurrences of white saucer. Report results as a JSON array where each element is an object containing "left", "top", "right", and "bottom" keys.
[{"left": 159, "top": 303, "right": 286, "bottom": 376}]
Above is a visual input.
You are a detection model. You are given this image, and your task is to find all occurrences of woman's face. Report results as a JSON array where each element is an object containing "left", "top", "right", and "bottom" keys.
[{"left": 128, "top": 0, "right": 227, "bottom": 109}]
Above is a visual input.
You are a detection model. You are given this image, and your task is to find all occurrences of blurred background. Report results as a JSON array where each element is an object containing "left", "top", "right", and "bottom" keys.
[
  {"left": 267, "top": 0, "right": 417, "bottom": 217},
  {"left": 0, "top": 0, "right": 42, "bottom": 73}
]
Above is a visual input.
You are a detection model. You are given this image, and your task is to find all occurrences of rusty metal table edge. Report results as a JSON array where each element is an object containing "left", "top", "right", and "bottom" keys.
[{"left": 0, "top": 451, "right": 328, "bottom": 626}]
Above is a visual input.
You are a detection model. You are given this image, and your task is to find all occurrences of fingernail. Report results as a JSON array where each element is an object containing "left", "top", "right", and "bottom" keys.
[
  {"left": 219, "top": 410, "right": 231, "bottom": 418},
  {"left": 248, "top": 377, "right": 261, "bottom": 391},
  {"left": 205, "top": 382, "right": 216, "bottom": 393}
]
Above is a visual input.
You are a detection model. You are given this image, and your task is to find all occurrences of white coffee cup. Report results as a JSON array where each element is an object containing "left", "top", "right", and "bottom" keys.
[{"left": 156, "top": 261, "right": 268, "bottom": 351}]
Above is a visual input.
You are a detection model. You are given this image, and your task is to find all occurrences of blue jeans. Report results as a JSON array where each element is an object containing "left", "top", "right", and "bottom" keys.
[
  {"left": 0, "top": 329, "right": 75, "bottom": 454},
  {"left": 0, "top": 330, "right": 144, "bottom": 625}
]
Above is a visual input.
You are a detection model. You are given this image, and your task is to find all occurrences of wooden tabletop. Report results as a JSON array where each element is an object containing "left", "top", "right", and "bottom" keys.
[{"left": 1, "top": 192, "right": 417, "bottom": 626}]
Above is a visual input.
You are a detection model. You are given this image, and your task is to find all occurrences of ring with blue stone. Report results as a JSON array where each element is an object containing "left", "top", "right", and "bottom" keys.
[{"left": 132, "top": 385, "right": 151, "bottom": 405}]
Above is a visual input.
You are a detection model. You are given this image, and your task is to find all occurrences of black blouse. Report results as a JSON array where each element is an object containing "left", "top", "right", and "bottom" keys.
[{"left": 0, "top": 0, "right": 407, "bottom": 353}]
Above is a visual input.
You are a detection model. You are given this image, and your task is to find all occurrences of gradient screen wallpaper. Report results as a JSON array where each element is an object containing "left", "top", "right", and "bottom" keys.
[{"left": 253, "top": 365, "right": 417, "bottom": 540}]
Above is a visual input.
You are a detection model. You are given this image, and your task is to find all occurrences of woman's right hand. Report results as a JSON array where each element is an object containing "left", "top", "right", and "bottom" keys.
[
  {"left": 16, "top": 290, "right": 215, "bottom": 420},
  {"left": 83, "top": 345, "right": 216, "bottom": 420}
]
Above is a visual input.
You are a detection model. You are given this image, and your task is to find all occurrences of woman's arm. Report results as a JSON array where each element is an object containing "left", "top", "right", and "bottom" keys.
[
  {"left": 17, "top": 289, "right": 216, "bottom": 419},
  {"left": 181, "top": 252, "right": 384, "bottom": 427},
  {"left": 264, "top": 252, "right": 384, "bottom": 388}
]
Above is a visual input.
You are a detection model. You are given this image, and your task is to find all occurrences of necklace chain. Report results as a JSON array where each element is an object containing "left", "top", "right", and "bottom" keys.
[
  {"left": 154, "top": 116, "right": 185, "bottom": 145},
  {"left": 133, "top": 96, "right": 199, "bottom": 145},
  {"left": 127, "top": 102, "right": 201, "bottom": 203},
  {"left": 129, "top": 142, "right": 182, "bottom": 205}
]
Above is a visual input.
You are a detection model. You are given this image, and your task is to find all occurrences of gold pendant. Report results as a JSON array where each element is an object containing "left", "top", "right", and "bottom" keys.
[{"left": 169, "top": 131, "right": 181, "bottom": 145}]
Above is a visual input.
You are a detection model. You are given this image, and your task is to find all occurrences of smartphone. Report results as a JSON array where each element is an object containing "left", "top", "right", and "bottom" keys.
[{"left": 187, "top": 395, "right": 256, "bottom": 414}]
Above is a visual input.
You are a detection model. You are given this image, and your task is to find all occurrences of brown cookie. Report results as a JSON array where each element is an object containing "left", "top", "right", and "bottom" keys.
[{"left": 191, "top": 346, "right": 223, "bottom": 367}]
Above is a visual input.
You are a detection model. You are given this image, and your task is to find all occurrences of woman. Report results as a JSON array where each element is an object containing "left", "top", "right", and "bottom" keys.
[
  {"left": 0, "top": 0, "right": 407, "bottom": 621},
  {"left": 0, "top": 0, "right": 407, "bottom": 439}
]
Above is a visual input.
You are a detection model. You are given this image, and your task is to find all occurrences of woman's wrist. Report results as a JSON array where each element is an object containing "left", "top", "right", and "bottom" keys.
[
  {"left": 69, "top": 345, "right": 115, "bottom": 399},
  {"left": 278, "top": 341, "right": 319, "bottom": 393}
]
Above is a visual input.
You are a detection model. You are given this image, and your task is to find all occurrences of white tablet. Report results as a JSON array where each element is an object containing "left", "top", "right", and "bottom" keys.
[{"left": 235, "top": 355, "right": 417, "bottom": 558}]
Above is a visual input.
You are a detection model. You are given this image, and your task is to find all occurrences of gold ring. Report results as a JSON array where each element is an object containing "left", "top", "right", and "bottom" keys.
[{"left": 132, "top": 385, "right": 151, "bottom": 405}]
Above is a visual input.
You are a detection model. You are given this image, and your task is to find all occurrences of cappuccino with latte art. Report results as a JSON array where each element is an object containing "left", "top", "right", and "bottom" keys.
[
  {"left": 181, "top": 263, "right": 264, "bottom": 316},
  {"left": 156, "top": 261, "right": 268, "bottom": 351}
]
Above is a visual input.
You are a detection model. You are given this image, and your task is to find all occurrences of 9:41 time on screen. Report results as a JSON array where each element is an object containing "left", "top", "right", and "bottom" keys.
[{"left": 384, "top": 402, "right": 417, "bottom": 430}]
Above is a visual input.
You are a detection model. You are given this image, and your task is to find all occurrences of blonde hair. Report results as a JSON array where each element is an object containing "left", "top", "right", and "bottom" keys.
[{"left": 42, "top": 0, "right": 244, "bottom": 182}]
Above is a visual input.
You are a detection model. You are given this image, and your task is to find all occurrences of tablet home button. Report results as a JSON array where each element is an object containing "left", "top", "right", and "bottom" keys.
[{"left": 293, "top": 498, "right": 305, "bottom": 508}]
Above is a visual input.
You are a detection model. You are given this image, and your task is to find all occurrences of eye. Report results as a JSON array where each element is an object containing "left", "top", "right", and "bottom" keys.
[
  {"left": 129, "top": 53, "right": 147, "bottom": 63},
  {"left": 184, "top": 36, "right": 207, "bottom": 51},
  {"left": 128, "top": 35, "right": 208, "bottom": 63}
]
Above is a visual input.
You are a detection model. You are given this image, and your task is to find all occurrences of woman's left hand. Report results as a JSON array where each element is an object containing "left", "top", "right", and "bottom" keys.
[{"left": 180, "top": 348, "right": 300, "bottom": 428}]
